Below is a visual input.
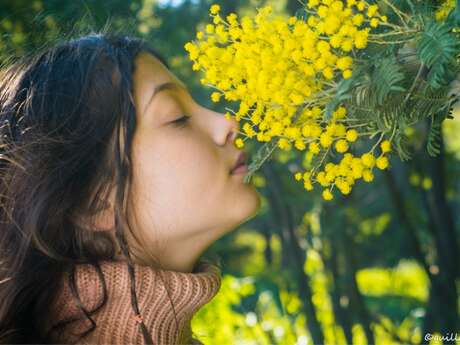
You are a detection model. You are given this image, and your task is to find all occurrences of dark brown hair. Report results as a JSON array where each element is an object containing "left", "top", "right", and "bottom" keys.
[{"left": 0, "top": 29, "right": 172, "bottom": 344}]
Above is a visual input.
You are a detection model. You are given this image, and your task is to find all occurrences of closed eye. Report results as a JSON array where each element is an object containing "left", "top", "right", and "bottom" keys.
[{"left": 171, "top": 115, "right": 191, "bottom": 128}]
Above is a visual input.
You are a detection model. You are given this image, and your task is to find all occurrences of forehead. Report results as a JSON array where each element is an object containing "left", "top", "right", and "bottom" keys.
[
  {"left": 132, "top": 52, "right": 182, "bottom": 111},
  {"left": 133, "top": 52, "right": 175, "bottom": 84}
]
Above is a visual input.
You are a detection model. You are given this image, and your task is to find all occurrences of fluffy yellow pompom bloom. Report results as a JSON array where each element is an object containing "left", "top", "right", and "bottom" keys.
[
  {"left": 367, "top": 4, "right": 379, "bottom": 17},
  {"left": 343, "top": 69, "right": 353, "bottom": 79},
  {"left": 308, "top": 0, "right": 320, "bottom": 8},
  {"left": 211, "top": 92, "right": 221, "bottom": 102},
  {"left": 361, "top": 152, "right": 375, "bottom": 168},
  {"left": 309, "top": 142, "right": 321, "bottom": 154},
  {"left": 235, "top": 138, "right": 245, "bottom": 148},
  {"left": 184, "top": 43, "right": 199, "bottom": 59},
  {"left": 294, "top": 172, "right": 303, "bottom": 181},
  {"left": 301, "top": 124, "right": 311, "bottom": 137},
  {"left": 285, "top": 126, "right": 301, "bottom": 140},
  {"left": 341, "top": 39, "right": 354, "bottom": 52},
  {"left": 380, "top": 140, "right": 392, "bottom": 153},
  {"left": 184, "top": 42, "right": 193, "bottom": 51},
  {"left": 376, "top": 156, "right": 389, "bottom": 170},
  {"left": 304, "top": 180, "right": 314, "bottom": 191},
  {"left": 210, "top": 4, "right": 221, "bottom": 15},
  {"left": 312, "top": 107, "right": 322, "bottom": 118},
  {"left": 370, "top": 18, "right": 379, "bottom": 27},
  {"left": 325, "top": 170, "right": 336, "bottom": 183},
  {"left": 295, "top": 139, "right": 306, "bottom": 150},
  {"left": 332, "top": 1, "right": 344, "bottom": 10},
  {"left": 333, "top": 106, "right": 347, "bottom": 119},
  {"left": 362, "top": 169, "right": 374, "bottom": 182},
  {"left": 307, "top": 17, "right": 318, "bottom": 30},
  {"left": 227, "top": 13, "right": 238, "bottom": 25},
  {"left": 338, "top": 181, "right": 351, "bottom": 194},
  {"left": 333, "top": 123, "right": 346, "bottom": 137},
  {"left": 357, "top": 1, "right": 365, "bottom": 11},
  {"left": 322, "top": 189, "right": 334, "bottom": 200},
  {"left": 422, "top": 177, "right": 432, "bottom": 190},
  {"left": 278, "top": 138, "right": 292, "bottom": 150},
  {"left": 330, "top": 34, "right": 343, "bottom": 48},
  {"left": 336, "top": 56, "right": 353, "bottom": 71},
  {"left": 409, "top": 173, "right": 421, "bottom": 186},
  {"left": 290, "top": 92, "right": 304, "bottom": 105},
  {"left": 317, "top": 5, "right": 329, "bottom": 18},
  {"left": 352, "top": 14, "right": 364, "bottom": 26},
  {"left": 288, "top": 16, "right": 297, "bottom": 25},
  {"left": 243, "top": 122, "right": 256, "bottom": 138},
  {"left": 354, "top": 33, "right": 368, "bottom": 49},
  {"left": 335, "top": 139, "right": 349, "bottom": 153},
  {"left": 320, "top": 133, "right": 333, "bottom": 148},
  {"left": 352, "top": 165, "right": 363, "bottom": 179},
  {"left": 346, "top": 129, "right": 358, "bottom": 142},
  {"left": 322, "top": 67, "right": 334, "bottom": 80},
  {"left": 205, "top": 24, "right": 215, "bottom": 34},
  {"left": 325, "top": 162, "right": 335, "bottom": 172},
  {"left": 317, "top": 171, "right": 329, "bottom": 187}
]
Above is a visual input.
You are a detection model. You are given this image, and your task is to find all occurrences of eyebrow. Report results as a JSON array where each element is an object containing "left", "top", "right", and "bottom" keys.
[{"left": 143, "top": 81, "right": 188, "bottom": 116}]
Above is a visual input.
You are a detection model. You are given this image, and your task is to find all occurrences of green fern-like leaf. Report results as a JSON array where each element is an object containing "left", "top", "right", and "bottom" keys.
[
  {"left": 427, "top": 120, "right": 442, "bottom": 156},
  {"left": 384, "top": 93, "right": 407, "bottom": 125},
  {"left": 417, "top": 20, "right": 459, "bottom": 89},
  {"left": 323, "top": 64, "right": 370, "bottom": 120},
  {"left": 345, "top": 75, "right": 405, "bottom": 134},
  {"left": 324, "top": 77, "right": 354, "bottom": 120},
  {"left": 425, "top": 101, "right": 453, "bottom": 157},
  {"left": 409, "top": 86, "right": 453, "bottom": 121},
  {"left": 243, "top": 139, "right": 279, "bottom": 184},
  {"left": 394, "top": 132, "right": 412, "bottom": 161},
  {"left": 444, "top": 0, "right": 460, "bottom": 28},
  {"left": 370, "top": 57, "right": 407, "bottom": 105}
]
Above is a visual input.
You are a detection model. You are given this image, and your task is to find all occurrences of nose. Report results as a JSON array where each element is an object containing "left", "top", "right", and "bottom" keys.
[{"left": 213, "top": 111, "right": 240, "bottom": 147}]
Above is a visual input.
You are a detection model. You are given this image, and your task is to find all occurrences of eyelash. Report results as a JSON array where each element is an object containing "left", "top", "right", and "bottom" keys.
[{"left": 171, "top": 115, "right": 190, "bottom": 128}]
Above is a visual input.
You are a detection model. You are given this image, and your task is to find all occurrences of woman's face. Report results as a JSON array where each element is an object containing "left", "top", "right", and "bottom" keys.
[{"left": 123, "top": 52, "right": 261, "bottom": 271}]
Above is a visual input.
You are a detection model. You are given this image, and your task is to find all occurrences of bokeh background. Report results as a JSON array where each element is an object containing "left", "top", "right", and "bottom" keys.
[{"left": 1, "top": 1, "right": 459, "bottom": 344}]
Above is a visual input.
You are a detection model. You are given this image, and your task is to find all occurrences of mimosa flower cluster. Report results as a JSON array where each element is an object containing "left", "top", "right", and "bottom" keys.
[
  {"left": 435, "top": 0, "right": 455, "bottom": 21},
  {"left": 184, "top": 1, "right": 392, "bottom": 201}
]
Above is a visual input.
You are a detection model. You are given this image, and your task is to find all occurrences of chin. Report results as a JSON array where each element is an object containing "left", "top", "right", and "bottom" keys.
[
  {"left": 217, "top": 192, "right": 261, "bottom": 239},
  {"left": 232, "top": 186, "right": 262, "bottom": 226}
]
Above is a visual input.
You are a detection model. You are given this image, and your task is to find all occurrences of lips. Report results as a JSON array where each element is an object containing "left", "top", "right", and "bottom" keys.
[{"left": 231, "top": 151, "right": 248, "bottom": 174}]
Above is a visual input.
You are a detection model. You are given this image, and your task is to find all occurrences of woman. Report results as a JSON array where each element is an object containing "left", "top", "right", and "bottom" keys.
[{"left": 0, "top": 32, "right": 261, "bottom": 345}]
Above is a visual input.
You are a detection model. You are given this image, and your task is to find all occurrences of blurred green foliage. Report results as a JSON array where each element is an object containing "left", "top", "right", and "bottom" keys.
[{"left": 1, "top": 0, "right": 459, "bottom": 344}]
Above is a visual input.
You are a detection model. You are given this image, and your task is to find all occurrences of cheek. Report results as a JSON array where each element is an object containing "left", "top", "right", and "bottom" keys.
[{"left": 130, "top": 130, "right": 225, "bottom": 234}]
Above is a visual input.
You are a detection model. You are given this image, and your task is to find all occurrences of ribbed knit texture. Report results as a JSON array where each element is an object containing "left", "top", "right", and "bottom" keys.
[{"left": 44, "top": 258, "right": 222, "bottom": 345}]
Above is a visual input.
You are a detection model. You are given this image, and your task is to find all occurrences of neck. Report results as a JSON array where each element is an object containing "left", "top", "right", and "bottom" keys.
[
  {"left": 46, "top": 258, "right": 222, "bottom": 345},
  {"left": 123, "top": 228, "right": 227, "bottom": 273}
]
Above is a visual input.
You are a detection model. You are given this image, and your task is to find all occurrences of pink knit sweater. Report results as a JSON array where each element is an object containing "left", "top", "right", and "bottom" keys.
[{"left": 44, "top": 258, "right": 222, "bottom": 345}]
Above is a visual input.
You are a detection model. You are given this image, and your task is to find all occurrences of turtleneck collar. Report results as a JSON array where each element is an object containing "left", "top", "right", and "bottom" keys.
[{"left": 45, "top": 258, "right": 222, "bottom": 345}]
